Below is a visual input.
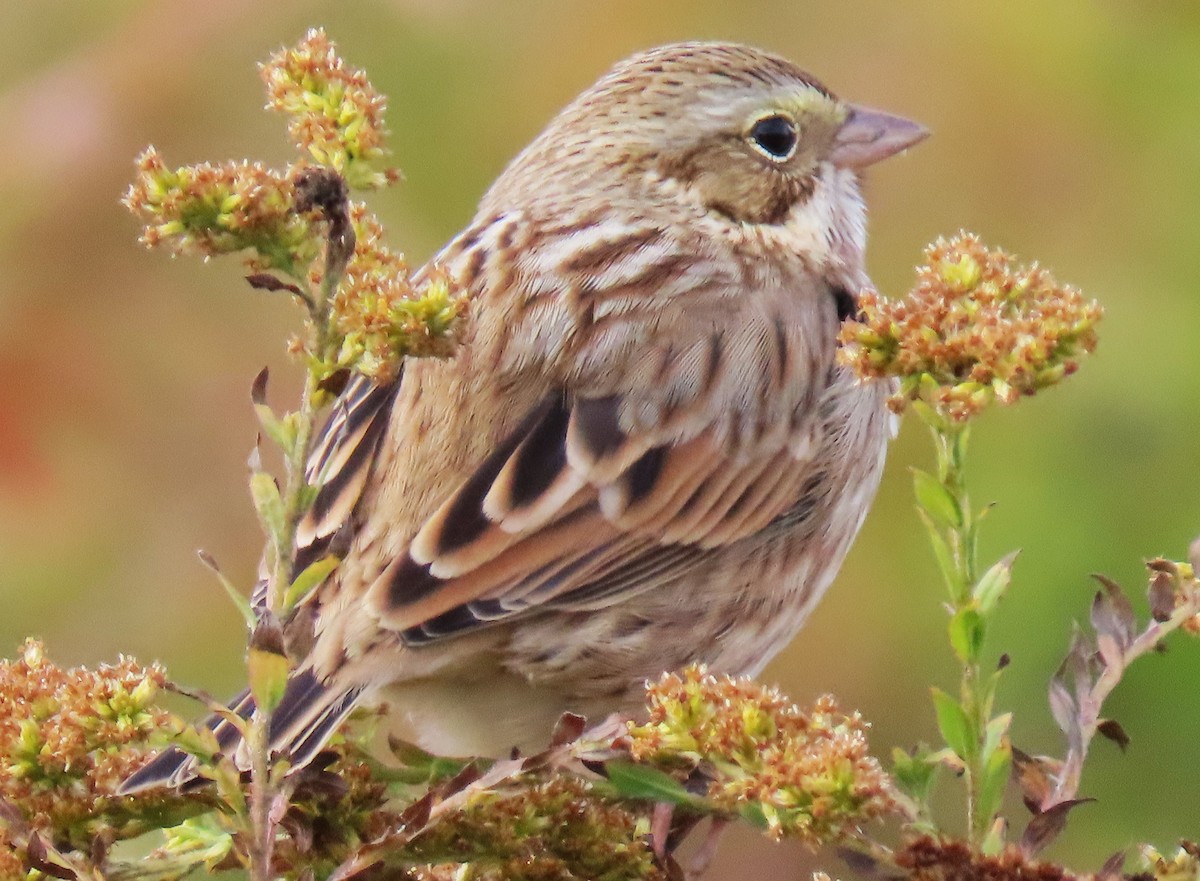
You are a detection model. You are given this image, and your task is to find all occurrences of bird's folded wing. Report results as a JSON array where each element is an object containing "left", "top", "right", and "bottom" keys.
[
  {"left": 363, "top": 390, "right": 819, "bottom": 644},
  {"left": 294, "top": 374, "right": 399, "bottom": 571}
]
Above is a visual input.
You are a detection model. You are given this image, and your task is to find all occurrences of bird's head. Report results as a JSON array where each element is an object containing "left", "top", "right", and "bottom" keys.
[{"left": 486, "top": 42, "right": 927, "bottom": 240}]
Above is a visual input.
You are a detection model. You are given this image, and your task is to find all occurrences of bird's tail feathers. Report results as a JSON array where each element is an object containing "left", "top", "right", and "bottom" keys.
[{"left": 119, "top": 667, "right": 362, "bottom": 794}]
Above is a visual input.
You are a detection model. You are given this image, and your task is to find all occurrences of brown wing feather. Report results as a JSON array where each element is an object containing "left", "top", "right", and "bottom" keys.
[
  {"left": 364, "top": 390, "right": 821, "bottom": 642},
  {"left": 296, "top": 375, "right": 398, "bottom": 558}
]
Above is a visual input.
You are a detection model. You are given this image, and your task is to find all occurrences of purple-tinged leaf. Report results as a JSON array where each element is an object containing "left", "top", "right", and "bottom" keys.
[
  {"left": 1095, "top": 633, "right": 1124, "bottom": 677},
  {"left": 1090, "top": 574, "right": 1136, "bottom": 651},
  {"left": 318, "top": 369, "right": 351, "bottom": 397},
  {"left": 1020, "top": 798, "right": 1093, "bottom": 856},
  {"left": 26, "top": 833, "right": 78, "bottom": 880},
  {"left": 1011, "top": 748, "right": 1060, "bottom": 813},
  {"left": 836, "top": 845, "right": 907, "bottom": 880},
  {"left": 1097, "top": 718, "right": 1130, "bottom": 752},
  {"left": 246, "top": 273, "right": 304, "bottom": 297},
  {"left": 251, "top": 366, "right": 270, "bottom": 405},
  {"left": 1097, "top": 850, "right": 1125, "bottom": 880},
  {"left": 550, "top": 711, "right": 587, "bottom": 746},
  {"left": 395, "top": 789, "right": 433, "bottom": 833},
  {"left": 1048, "top": 674, "right": 1076, "bottom": 738},
  {"left": 1148, "top": 570, "right": 1176, "bottom": 622}
]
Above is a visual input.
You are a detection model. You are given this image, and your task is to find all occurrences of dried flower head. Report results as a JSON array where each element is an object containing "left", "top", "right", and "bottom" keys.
[
  {"left": 404, "top": 774, "right": 662, "bottom": 881},
  {"left": 838, "top": 232, "right": 1102, "bottom": 422},
  {"left": 261, "top": 28, "right": 395, "bottom": 189},
  {"left": 0, "top": 640, "right": 192, "bottom": 847},
  {"left": 897, "top": 836, "right": 1081, "bottom": 881},
  {"left": 124, "top": 148, "right": 316, "bottom": 275},
  {"left": 629, "top": 666, "right": 900, "bottom": 844},
  {"left": 272, "top": 743, "right": 395, "bottom": 875},
  {"left": 329, "top": 205, "right": 464, "bottom": 381}
]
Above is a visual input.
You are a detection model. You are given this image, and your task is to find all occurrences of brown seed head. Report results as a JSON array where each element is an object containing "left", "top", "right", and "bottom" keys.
[{"left": 838, "top": 232, "right": 1102, "bottom": 422}]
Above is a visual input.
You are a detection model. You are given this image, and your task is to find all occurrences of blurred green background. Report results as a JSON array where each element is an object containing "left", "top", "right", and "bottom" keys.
[{"left": 2, "top": 0, "right": 1198, "bottom": 875}]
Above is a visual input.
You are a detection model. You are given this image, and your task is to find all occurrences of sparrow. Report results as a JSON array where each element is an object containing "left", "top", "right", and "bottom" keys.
[{"left": 124, "top": 41, "right": 925, "bottom": 790}]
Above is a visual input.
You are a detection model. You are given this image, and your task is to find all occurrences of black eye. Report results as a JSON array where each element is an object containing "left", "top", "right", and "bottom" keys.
[{"left": 749, "top": 115, "right": 798, "bottom": 160}]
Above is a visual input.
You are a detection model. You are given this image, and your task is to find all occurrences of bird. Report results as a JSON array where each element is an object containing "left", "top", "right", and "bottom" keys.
[{"left": 123, "top": 41, "right": 926, "bottom": 791}]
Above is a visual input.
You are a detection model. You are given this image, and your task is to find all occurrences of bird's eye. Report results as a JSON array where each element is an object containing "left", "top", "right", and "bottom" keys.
[{"left": 749, "top": 115, "right": 798, "bottom": 161}]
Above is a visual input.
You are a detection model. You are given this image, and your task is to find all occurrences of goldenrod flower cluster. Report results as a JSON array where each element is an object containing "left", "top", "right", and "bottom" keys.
[
  {"left": 838, "top": 233, "right": 1102, "bottom": 422},
  {"left": 261, "top": 28, "right": 395, "bottom": 189},
  {"left": 0, "top": 640, "right": 189, "bottom": 849},
  {"left": 124, "top": 149, "right": 315, "bottom": 275},
  {"left": 629, "top": 666, "right": 899, "bottom": 844},
  {"left": 125, "top": 31, "right": 464, "bottom": 384},
  {"left": 331, "top": 205, "right": 462, "bottom": 382}
]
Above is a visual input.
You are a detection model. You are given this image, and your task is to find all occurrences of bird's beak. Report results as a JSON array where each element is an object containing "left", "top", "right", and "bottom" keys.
[{"left": 830, "top": 104, "right": 929, "bottom": 169}]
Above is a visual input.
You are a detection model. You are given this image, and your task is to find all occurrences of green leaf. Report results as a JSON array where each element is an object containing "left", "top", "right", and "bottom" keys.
[
  {"left": 950, "top": 424, "right": 971, "bottom": 470},
  {"left": 255, "top": 404, "right": 297, "bottom": 454},
  {"left": 249, "top": 468, "right": 287, "bottom": 553},
  {"left": 981, "top": 712, "right": 1011, "bottom": 763},
  {"left": 247, "top": 648, "right": 289, "bottom": 715},
  {"left": 931, "top": 688, "right": 975, "bottom": 762},
  {"left": 196, "top": 550, "right": 256, "bottom": 630},
  {"left": 974, "top": 552, "right": 1019, "bottom": 614},
  {"left": 247, "top": 618, "right": 289, "bottom": 714},
  {"left": 603, "top": 762, "right": 701, "bottom": 807},
  {"left": 978, "top": 715, "right": 1013, "bottom": 828},
  {"left": 891, "top": 745, "right": 939, "bottom": 807},
  {"left": 738, "top": 800, "right": 770, "bottom": 831},
  {"left": 284, "top": 554, "right": 340, "bottom": 611},
  {"left": 980, "top": 816, "right": 1007, "bottom": 856},
  {"left": 172, "top": 723, "right": 223, "bottom": 763},
  {"left": 910, "top": 399, "right": 947, "bottom": 431},
  {"left": 250, "top": 368, "right": 297, "bottom": 454},
  {"left": 917, "top": 509, "right": 965, "bottom": 599},
  {"left": 948, "top": 606, "right": 985, "bottom": 664},
  {"left": 913, "top": 468, "right": 963, "bottom": 529}
]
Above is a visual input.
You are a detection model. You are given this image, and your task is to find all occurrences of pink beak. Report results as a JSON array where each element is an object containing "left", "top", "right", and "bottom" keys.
[{"left": 831, "top": 104, "right": 929, "bottom": 169}]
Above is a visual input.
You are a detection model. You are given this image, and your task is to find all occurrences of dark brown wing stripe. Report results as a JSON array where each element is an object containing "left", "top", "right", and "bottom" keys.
[
  {"left": 305, "top": 398, "right": 392, "bottom": 528},
  {"left": 384, "top": 552, "right": 444, "bottom": 607},
  {"left": 624, "top": 445, "right": 666, "bottom": 506},
  {"left": 568, "top": 395, "right": 624, "bottom": 463},
  {"left": 428, "top": 397, "right": 556, "bottom": 558},
  {"left": 305, "top": 375, "right": 389, "bottom": 482},
  {"left": 504, "top": 397, "right": 571, "bottom": 511}
]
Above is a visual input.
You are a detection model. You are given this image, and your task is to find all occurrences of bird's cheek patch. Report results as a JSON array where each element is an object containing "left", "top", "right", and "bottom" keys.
[{"left": 673, "top": 144, "right": 813, "bottom": 226}]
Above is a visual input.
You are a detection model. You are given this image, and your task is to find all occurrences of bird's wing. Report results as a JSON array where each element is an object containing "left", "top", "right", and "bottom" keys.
[
  {"left": 367, "top": 386, "right": 833, "bottom": 645},
  {"left": 354, "top": 213, "right": 843, "bottom": 642},
  {"left": 287, "top": 214, "right": 842, "bottom": 646}
]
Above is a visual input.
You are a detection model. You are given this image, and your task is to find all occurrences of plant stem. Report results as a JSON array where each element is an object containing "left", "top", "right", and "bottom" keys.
[
  {"left": 247, "top": 715, "right": 274, "bottom": 881},
  {"left": 246, "top": 225, "right": 345, "bottom": 881},
  {"left": 928, "top": 421, "right": 990, "bottom": 845},
  {"left": 1047, "top": 589, "right": 1200, "bottom": 807}
]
